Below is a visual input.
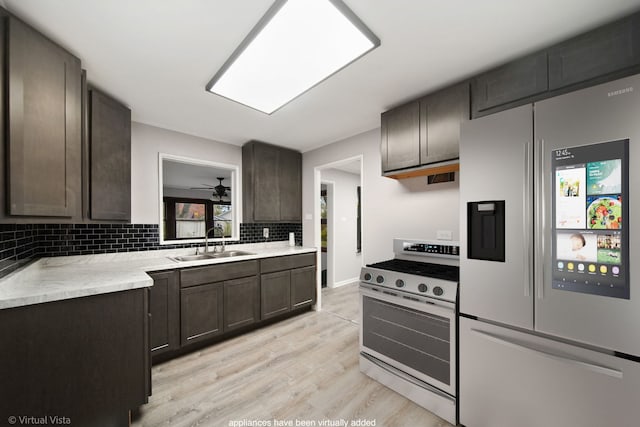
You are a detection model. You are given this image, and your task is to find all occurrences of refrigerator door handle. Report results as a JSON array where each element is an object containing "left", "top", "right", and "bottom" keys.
[
  {"left": 470, "top": 328, "right": 623, "bottom": 379},
  {"left": 535, "top": 138, "right": 545, "bottom": 300},
  {"left": 523, "top": 141, "right": 533, "bottom": 297}
]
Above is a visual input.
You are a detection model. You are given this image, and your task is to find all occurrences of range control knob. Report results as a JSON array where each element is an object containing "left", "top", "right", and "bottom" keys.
[
  {"left": 395, "top": 279, "right": 405, "bottom": 288},
  {"left": 363, "top": 273, "right": 372, "bottom": 281},
  {"left": 433, "top": 286, "right": 444, "bottom": 297},
  {"left": 418, "top": 283, "right": 428, "bottom": 293},
  {"left": 376, "top": 275, "right": 384, "bottom": 284}
]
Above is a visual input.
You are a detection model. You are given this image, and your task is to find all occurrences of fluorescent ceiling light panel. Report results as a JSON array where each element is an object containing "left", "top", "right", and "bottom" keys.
[{"left": 206, "top": 0, "right": 380, "bottom": 114}]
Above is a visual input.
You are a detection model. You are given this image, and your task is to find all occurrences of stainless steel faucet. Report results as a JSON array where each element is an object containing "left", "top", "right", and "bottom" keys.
[
  {"left": 204, "top": 226, "right": 216, "bottom": 254},
  {"left": 204, "top": 226, "right": 225, "bottom": 254}
]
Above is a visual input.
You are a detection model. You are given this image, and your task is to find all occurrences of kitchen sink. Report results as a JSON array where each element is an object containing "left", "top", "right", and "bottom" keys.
[
  {"left": 169, "top": 250, "right": 255, "bottom": 262},
  {"left": 209, "top": 250, "right": 255, "bottom": 258},
  {"left": 169, "top": 254, "right": 213, "bottom": 262}
]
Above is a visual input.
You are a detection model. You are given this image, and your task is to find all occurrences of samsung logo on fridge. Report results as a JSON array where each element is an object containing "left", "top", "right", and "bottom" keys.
[{"left": 608, "top": 87, "right": 634, "bottom": 97}]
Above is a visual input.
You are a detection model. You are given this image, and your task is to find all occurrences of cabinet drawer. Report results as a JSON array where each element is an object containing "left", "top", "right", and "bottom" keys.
[
  {"left": 260, "top": 253, "right": 315, "bottom": 274},
  {"left": 549, "top": 13, "right": 640, "bottom": 91},
  {"left": 180, "top": 260, "right": 258, "bottom": 287}
]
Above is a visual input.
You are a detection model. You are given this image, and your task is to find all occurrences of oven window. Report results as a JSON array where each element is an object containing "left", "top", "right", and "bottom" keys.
[{"left": 362, "top": 296, "right": 451, "bottom": 385}]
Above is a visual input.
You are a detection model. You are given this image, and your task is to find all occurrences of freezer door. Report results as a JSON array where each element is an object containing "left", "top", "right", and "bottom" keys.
[
  {"left": 459, "top": 105, "right": 534, "bottom": 329},
  {"left": 460, "top": 317, "right": 640, "bottom": 427},
  {"left": 535, "top": 73, "right": 640, "bottom": 356}
]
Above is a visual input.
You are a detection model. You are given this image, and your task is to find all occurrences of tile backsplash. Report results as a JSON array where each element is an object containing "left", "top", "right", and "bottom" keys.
[{"left": 0, "top": 222, "right": 302, "bottom": 278}]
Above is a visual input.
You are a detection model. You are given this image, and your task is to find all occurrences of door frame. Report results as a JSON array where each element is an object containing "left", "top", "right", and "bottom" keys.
[{"left": 313, "top": 154, "right": 364, "bottom": 311}]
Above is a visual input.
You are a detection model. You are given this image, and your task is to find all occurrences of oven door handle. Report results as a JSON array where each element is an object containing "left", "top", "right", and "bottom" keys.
[
  {"left": 359, "top": 285, "right": 456, "bottom": 314},
  {"left": 360, "top": 352, "right": 455, "bottom": 401}
]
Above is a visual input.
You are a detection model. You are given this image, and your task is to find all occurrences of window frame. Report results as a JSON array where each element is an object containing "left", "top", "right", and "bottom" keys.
[{"left": 163, "top": 196, "right": 232, "bottom": 241}]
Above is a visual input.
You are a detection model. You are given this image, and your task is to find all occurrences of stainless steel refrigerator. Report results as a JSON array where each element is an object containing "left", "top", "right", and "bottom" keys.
[{"left": 459, "top": 74, "right": 640, "bottom": 427}]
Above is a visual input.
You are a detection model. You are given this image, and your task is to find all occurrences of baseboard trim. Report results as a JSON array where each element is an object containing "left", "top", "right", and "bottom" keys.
[{"left": 330, "top": 277, "right": 360, "bottom": 289}]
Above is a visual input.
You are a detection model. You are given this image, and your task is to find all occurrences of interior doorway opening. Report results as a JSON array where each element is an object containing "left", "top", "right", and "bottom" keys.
[{"left": 314, "top": 155, "right": 363, "bottom": 292}]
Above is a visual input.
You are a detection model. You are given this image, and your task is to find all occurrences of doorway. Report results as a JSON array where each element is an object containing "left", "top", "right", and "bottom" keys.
[
  {"left": 320, "top": 183, "right": 332, "bottom": 287},
  {"left": 314, "top": 155, "right": 363, "bottom": 290}
]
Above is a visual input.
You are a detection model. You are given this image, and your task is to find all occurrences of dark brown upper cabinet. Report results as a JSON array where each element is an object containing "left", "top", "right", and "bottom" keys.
[
  {"left": 87, "top": 87, "right": 131, "bottom": 221},
  {"left": 548, "top": 13, "right": 640, "bottom": 91},
  {"left": 278, "top": 147, "right": 302, "bottom": 221},
  {"left": 243, "top": 141, "right": 302, "bottom": 222},
  {"left": 381, "top": 82, "right": 468, "bottom": 177},
  {"left": 420, "top": 81, "right": 469, "bottom": 165},
  {"left": 6, "top": 16, "right": 82, "bottom": 218},
  {"left": 381, "top": 101, "right": 420, "bottom": 172},
  {"left": 472, "top": 11, "right": 640, "bottom": 118},
  {"left": 471, "top": 51, "right": 548, "bottom": 116}
]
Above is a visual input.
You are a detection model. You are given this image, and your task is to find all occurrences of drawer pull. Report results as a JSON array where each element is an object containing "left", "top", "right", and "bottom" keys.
[{"left": 471, "top": 328, "right": 623, "bottom": 379}]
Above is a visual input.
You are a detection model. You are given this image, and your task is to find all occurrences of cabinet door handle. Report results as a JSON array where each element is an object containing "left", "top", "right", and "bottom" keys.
[
  {"left": 471, "top": 328, "right": 623, "bottom": 379},
  {"left": 534, "top": 138, "right": 546, "bottom": 300},
  {"left": 523, "top": 141, "right": 533, "bottom": 297}
]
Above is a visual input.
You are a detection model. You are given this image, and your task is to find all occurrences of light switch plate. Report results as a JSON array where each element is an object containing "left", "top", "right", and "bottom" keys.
[
  {"left": 263, "top": 228, "right": 269, "bottom": 238},
  {"left": 437, "top": 230, "right": 452, "bottom": 240}
]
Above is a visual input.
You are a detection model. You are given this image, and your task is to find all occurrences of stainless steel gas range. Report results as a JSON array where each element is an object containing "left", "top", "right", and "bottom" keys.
[{"left": 359, "top": 238, "right": 459, "bottom": 425}]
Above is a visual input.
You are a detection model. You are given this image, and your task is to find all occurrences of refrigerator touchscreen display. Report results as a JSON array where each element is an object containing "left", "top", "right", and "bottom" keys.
[{"left": 551, "top": 139, "right": 629, "bottom": 299}]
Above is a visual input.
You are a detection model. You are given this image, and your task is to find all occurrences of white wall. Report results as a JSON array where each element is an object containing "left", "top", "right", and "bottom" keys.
[
  {"left": 321, "top": 168, "right": 362, "bottom": 285},
  {"left": 302, "top": 128, "right": 459, "bottom": 264},
  {"left": 131, "top": 122, "right": 242, "bottom": 224},
  {"left": 163, "top": 188, "right": 216, "bottom": 199}
]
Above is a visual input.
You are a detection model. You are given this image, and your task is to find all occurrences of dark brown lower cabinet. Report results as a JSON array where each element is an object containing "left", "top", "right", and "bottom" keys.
[
  {"left": 152, "top": 254, "right": 316, "bottom": 362},
  {"left": 181, "top": 282, "right": 224, "bottom": 346},
  {"left": 0, "top": 289, "right": 149, "bottom": 427},
  {"left": 224, "top": 276, "right": 260, "bottom": 331},
  {"left": 148, "top": 270, "right": 179, "bottom": 356},
  {"left": 291, "top": 265, "right": 316, "bottom": 309},
  {"left": 260, "top": 253, "right": 317, "bottom": 319},
  {"left": 261, "top": 270, "right": 292, "bottom": 319}
]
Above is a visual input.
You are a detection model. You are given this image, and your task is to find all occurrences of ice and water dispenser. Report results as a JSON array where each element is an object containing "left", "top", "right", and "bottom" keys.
[{"left": 467, "top": 201, "right": 505, "bottom": 262}]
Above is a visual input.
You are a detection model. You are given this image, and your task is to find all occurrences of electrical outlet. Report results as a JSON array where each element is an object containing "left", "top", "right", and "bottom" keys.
[
  {"left": 437, "top": 230, "right": 452, "bottom": 240},
  {"left": 263, "top": 228, "right": 269, "bottom": 238}
]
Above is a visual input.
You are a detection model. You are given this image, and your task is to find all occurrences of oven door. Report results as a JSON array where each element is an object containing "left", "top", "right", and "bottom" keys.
[{"left": 359, "top": 284, "right": 456, "bottom": 397}]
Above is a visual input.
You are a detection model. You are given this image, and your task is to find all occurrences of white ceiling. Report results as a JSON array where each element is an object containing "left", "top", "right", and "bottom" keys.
[{"left": 5, "top": 0, "right": 640, "bottom": 152}]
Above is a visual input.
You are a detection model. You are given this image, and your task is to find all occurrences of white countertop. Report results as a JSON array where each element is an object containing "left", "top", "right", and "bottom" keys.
[{"left": 0, "top": 242, "right": 317, "bottom": 310}]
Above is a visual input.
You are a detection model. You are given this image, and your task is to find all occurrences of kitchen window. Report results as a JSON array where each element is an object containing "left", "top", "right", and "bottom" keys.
[{"left": 163, "top": 197, "right": 232, "bottom": 240}]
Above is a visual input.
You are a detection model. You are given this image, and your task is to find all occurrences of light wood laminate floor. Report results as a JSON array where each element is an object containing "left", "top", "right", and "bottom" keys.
[{"left": 133, "top": 283, "right": 453, "bottom": 427}]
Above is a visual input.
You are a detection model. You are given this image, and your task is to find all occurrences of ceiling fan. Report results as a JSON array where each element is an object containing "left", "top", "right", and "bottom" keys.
[{"left": 191, "top": 177, "right": 231, "bottom": 202}]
